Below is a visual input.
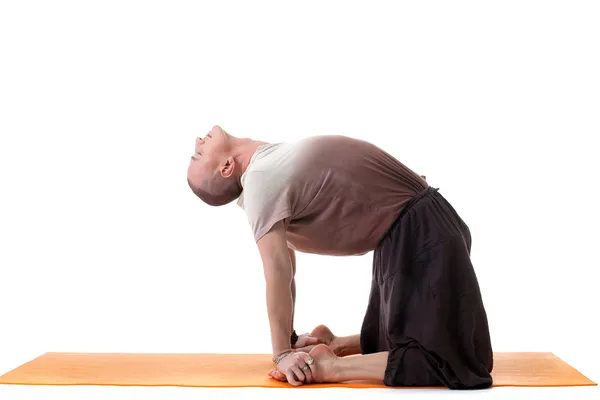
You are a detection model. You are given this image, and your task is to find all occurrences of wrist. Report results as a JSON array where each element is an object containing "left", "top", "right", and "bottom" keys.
[
  {"left": 273, "top": 349, "right": 293, "bottom": 364},
  {"left": 269, "top": 320, "right": 293, "bottom": 356},
  {"left": 290, "top": 330, "right": 298, "bottom": 346}
]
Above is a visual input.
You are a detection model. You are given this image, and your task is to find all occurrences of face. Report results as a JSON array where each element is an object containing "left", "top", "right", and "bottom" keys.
[{"left": 187, "top": 125, "right": 234, "bottom": 187}]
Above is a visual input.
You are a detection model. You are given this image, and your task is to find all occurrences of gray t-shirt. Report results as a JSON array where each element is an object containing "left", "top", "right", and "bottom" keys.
[{"left": 237, "top": 135, "right": 428, "bottom": 256}]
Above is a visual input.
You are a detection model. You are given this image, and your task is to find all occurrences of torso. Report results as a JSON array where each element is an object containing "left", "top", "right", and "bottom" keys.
[{"left": 237, "top": 135, "right": 428, "bottom": 256}]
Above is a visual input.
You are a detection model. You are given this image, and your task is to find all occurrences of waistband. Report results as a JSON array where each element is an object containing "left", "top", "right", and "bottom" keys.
[{"left": 399, "top": 186, "right": 439, "bottom": 219}]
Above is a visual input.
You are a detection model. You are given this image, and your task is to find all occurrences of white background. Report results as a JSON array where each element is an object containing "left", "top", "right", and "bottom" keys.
[{"left": 1, "top": 1, "right": 598, "bottom": 399}]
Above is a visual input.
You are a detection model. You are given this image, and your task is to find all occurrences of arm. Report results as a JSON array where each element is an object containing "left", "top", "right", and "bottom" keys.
[
  {"left": 288, "top": 248, "right": 320, "bottom": 349},
  {"left": 289, "top": 247, "right": 296, "bottom": 336},
  {"left": 257, "top": 221, "right": 295, "bottom": 357}
]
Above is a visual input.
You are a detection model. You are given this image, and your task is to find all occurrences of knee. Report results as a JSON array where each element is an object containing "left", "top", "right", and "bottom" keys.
[
  {"left": 384, "top": 346, "right": 442, "bottom": 387},
  {"left": 384, "top": 345, "right": 493, "bottom": 389}
]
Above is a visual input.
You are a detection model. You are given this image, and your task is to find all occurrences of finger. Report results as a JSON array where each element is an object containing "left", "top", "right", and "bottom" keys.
[
  {"left": 294, "top": 344, "right": 317, "bottom": 353},
  {"left": 270, "top": 370, "right": 287, "bottom": 381},
  {"left": 274, "top": 370, "right": 287, "bottom": 381},
  {"left": 301, "top": 363, "right": 313, "bottom": 384},
  {"left": 291, "top": 365, "right": 306, "bottom": 383},
  {"left": 305, "top": 336, "right": 321, "bottom": 345},
  {"left": 298, "top": 353, "right": 314, "bottom": 384},
  {"left": 292, "top": 365, "right": 306, "bottom": 382},
  {"left": 286, "top": 369, "right": 301, "bottom": 386}
]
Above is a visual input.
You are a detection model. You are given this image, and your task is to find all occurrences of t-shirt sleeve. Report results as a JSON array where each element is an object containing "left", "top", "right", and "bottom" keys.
[{"left": 241, "top": 171, "right": 292, "bottom": 242}]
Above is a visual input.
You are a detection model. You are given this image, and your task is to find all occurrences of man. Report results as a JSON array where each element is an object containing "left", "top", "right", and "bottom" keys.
[{"left": 187, "top": 125, "right": 493, "bottom": 389}]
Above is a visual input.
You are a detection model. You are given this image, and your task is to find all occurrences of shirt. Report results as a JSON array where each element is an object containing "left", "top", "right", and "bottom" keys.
[{"left": 237, "top": 135, "right": 428, "bottom": 256}]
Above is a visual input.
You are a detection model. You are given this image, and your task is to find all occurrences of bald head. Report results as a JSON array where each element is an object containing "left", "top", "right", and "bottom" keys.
[
  {"left": 187, "top": 125, "right": 265, "bottom": 207},
  {"left": 187, "top": 172, "right": 242, "bottom": 207}
]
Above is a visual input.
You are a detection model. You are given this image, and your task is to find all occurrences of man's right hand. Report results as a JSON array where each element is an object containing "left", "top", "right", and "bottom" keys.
[{"left": 275, "top": 351, "right": 314, "bottom": 386}]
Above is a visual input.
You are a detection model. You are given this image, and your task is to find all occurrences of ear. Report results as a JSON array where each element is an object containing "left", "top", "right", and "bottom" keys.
[{"left": 220, "top": 156, "right": 235, "bottom": 178}]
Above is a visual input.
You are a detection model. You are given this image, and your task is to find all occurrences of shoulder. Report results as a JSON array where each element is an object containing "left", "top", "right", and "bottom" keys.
[
  {"left": 238, "top": 168, "right": 295, "bottom": 242},
  {"left": 241, "top": 142, "right": 299, "bottom": 193},
  {"left": 239, "top": 169, "right": 290, "bottom": 211}
]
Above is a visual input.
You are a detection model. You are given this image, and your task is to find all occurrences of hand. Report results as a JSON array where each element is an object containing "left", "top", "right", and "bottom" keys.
[
  {"left": 270, "top": 351, "right": 314, "bottom": 386},
  {"left": 293, "top": 333, "right": 321, "bottom": 349},
  {"left": 294, "top": 325, "right": 341, "bottom": 354}
]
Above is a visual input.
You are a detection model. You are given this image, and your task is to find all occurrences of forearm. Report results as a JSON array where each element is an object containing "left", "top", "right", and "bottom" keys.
[
  {"left": 257, "top": 222, "right": 297, "bottom": 358},
  {"left": 289, "top": 248, "right": 296, "bottom": 333},
  {"left": 265, "top": 268, "right": 294, "bottom": 356}
]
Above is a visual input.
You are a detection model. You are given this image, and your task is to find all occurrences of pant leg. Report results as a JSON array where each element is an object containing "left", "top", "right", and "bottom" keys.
[
  {"left": 384, "top": 339, "right": 450, "bottom": 386},
  {"left": 361, "top": 189, "right": 493, "bottom": 389},
  {"left": 383, "top": 235, "right": 493, "bottom": 389},
  {"left": 359, "top": 278, "right": 383, "bottom": 355}
]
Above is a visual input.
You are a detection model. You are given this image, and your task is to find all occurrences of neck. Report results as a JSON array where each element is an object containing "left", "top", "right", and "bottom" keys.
[{"left": 230, "top": 136, "right": 269, "bottom": 177}]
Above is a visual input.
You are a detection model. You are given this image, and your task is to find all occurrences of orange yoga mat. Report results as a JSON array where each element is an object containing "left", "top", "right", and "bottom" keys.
[{"left": 0, "top": 352, "right": 596, "bottom": 388}]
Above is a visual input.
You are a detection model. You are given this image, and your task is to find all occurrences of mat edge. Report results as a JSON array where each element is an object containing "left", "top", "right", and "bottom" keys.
[{"left": 0, "top": 382, "right": 597, "bottom": 388}]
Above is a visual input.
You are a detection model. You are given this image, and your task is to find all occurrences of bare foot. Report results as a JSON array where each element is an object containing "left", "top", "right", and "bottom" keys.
[
  {"left": 292, "top": 324, "right": 338, "bottom": 354},
  {"left": 310, "top": 324, "right": 335, "bottom": 345},
  {"left": 310, "top": 325, "right": 350, "bottom": 356},
  {"left": 308, "top": 344, "right": 340, "bottom": 383}
]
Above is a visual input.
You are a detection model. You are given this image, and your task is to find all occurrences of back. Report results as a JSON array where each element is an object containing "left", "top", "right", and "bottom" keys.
[{"left": 237, "top": 135, "right": 428, "bottom": 256}]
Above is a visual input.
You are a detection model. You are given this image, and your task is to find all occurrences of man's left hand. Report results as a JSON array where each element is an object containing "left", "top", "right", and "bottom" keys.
[{"left": 293, "top": 333, "right": 321, "bottom": 349}]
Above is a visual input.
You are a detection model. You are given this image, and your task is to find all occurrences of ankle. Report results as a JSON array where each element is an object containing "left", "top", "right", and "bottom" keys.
[
  {"left": 332, "top": 336, "right": 353, "bottom": 357},
  {"left": 329, "top": 336, "right": 341, "bottom": 355},
  {"left": 328, "top": 355, "right": 342, "bottom": 382}
]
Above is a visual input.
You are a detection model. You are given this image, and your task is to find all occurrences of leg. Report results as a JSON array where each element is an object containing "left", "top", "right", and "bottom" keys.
[
  {"left": 272, "top": 342, "right": 475, "bottom": 386},
  {"left": 358, "top": 191, "right": 493, "bottom": 389},
  {"left": 306, "top": 339, "right": 491, "bottom": 388},
  {"left": 308, "top": 341, "right": 460, "bottom": 386},
  {"left": 373, "top": 236, "right": 493, "bottom": 389},
  {"left": 334, "top": 334, "right": 361, "bottom": 357},
  {"left": 310, "top": 345, "right": 388, "bottom": 383},
  {"left": 270, "top": 344, "right": 388, "bottom": 383},
  {"left": 331, "top": 350, "right": 388, "bottom": 382}
]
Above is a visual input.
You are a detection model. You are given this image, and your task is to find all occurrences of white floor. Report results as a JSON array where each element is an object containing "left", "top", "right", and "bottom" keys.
[{"left": 1, "top": 385, "right": 599, "bottom": 400}]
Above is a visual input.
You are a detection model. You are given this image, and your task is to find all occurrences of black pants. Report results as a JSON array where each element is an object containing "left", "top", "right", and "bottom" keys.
[{"left": 360, "top": 187, "right": 493, "bottom": 389}]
